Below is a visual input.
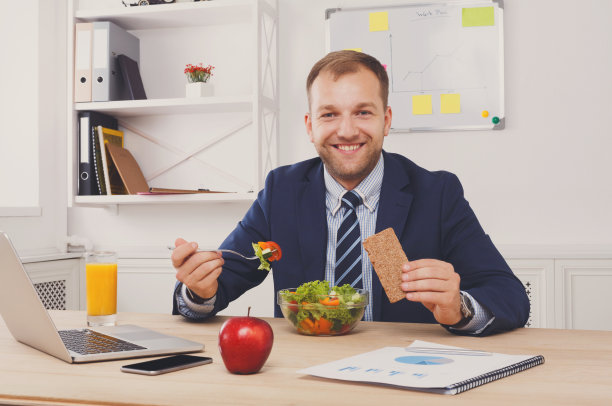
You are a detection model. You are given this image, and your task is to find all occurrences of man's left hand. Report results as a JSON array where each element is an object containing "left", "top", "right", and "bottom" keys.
[{"left": 400, "top": 259, "right": 463, "bottom": 325}]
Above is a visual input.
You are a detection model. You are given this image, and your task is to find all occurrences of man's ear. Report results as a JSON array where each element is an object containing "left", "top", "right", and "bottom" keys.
[
  {"left": 305, "top": 113, "right": 314, "bottom": 143},
  {"left": 383, "top": 106, "right": 392, "bottom": 137}
]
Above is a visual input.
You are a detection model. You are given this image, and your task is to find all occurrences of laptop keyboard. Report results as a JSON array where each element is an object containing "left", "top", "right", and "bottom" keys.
[{"left": 58, "top": 329, "right": 147, "bottom": 355}]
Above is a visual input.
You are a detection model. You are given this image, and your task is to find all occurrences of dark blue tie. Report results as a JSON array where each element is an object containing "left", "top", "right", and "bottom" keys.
[{"left": 335, "top": 190, "right": 363, "bottom": 288}]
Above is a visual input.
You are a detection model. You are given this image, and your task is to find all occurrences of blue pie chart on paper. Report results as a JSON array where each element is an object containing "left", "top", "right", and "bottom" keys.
[{"left": 394, "top": 356, "right": 454, "bottom": 365}]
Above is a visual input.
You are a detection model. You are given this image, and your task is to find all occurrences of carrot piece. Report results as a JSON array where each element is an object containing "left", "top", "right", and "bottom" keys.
[
  {"left": 298, "top": 320, "right": 309, "bottom": 333},
  {"left": 319, "top": 297, "right": 340, "bottom": 306},
  {"left": 299, "top": 318, "right": 315, "bottom": 334},
  {"left": 317, "top": 317, "right": 332, "bottom": 334}
]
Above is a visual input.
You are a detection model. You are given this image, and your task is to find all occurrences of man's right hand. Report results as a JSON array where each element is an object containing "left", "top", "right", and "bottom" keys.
[{"left": 171, "top": 238, "right": 224, "bottom": 301}]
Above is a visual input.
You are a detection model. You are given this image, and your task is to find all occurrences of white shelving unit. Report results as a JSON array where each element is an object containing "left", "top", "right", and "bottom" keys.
[
  {"left": 75, "top": 191, "right": 257, "bottom": 205},
  {"left": 74, "top": 95, "right": 253, "bottom": 117},
  {"left": 67, "top": 0, "right": 278, "bottom": 207}
]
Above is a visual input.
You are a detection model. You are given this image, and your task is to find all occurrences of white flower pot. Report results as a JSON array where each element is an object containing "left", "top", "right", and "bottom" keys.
[{"left": 185, "top": 82, "right": 213, "bottom": 98}]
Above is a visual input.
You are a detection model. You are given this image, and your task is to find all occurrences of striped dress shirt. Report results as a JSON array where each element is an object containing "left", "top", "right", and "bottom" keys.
[{"left": 323, "top": 155, "right": 384, "bottom": 321}]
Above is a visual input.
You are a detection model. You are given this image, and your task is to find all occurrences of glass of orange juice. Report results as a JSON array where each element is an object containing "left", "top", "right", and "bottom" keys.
[{"left": 86, "top": 251, "right": 117, "bottom": 327}]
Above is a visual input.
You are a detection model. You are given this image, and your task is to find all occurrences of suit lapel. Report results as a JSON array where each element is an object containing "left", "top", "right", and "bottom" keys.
[
  {"left": 296, "top": 162, "right": 328, "bottom": 283},
  {"left": 371, "top": 152, "right": 413, "bottom": 320}
]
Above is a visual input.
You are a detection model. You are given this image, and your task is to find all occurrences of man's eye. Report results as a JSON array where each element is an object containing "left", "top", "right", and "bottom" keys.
[
  {"left": 357, "top": 111, "right": 371, "bottom": 116},
  {"left": 321, "top": 113, "right": 335, "bottom": 118}
]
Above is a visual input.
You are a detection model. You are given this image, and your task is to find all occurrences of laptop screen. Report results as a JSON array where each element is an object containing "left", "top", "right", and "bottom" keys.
[{"left": 0, "top": 232, "right": 73, "bottom": 362}]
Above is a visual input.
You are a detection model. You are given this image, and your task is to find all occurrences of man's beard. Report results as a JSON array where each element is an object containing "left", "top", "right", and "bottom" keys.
[{"left": 317, "top": 146, "right": 380, "bottom": 188}]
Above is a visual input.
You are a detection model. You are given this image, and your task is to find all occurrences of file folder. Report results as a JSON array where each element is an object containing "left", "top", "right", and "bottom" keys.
[
  {"left": 74, "top": 23, "right": 93, "bottom": 102},
  {"left": 117, "top": 54, "right": 147, "bottom": 100},
  {"left": 78, "top": 116, "right": 95, "bottom": 195},
  {"left": 106, "top": 143, "right": 149, "bottom": 194},
  {"left": 78, "top": 111, "right": 118, "bottom": 196},
  {"left": 92, "top": 21, "right": 140, "bottom": 102}
]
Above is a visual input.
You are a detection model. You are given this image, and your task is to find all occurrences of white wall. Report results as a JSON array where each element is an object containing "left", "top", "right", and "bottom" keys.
[
  {"left": 0, "top": 0, "right": 67, "bottom": 255},
  {"left": 0, "top": 1, "right": 39, "bottom": 209},
  {"left": 278, "top": 0, "right": 612, "bottom": 246}
]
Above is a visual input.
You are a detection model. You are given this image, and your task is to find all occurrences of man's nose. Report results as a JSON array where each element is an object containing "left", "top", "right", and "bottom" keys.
[{"left": 337, "top": 116, "right": 359, "bottom": 137}]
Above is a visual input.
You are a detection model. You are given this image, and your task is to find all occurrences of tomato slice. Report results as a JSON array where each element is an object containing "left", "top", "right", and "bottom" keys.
[
  {"left": 258, "top": 241, "right": 282, "bottom": 261},
  {"left": 288, "top": 299, "right": 298, "bottom": 313},
  {"left": 338, "top": 324, "right": 352, "bottom": 334}
]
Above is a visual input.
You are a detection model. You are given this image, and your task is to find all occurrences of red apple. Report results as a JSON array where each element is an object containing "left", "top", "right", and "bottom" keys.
[{"left": 218, "top": 307, "right": 274, "bottom": 374}]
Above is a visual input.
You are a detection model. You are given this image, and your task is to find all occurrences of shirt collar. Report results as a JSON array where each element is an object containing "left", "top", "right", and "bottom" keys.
[{"left": 324, "top": 153, "right": 384, "bottom": 215}]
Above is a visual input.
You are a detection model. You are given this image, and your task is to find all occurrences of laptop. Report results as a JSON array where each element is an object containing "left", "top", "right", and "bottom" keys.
[{"left": 0, "top": 231, "right": 203, "bottom": 363}]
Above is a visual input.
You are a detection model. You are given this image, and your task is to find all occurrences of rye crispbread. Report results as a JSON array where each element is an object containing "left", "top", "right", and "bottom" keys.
[{"left": 363, "top": 227, "right": 407, "bottom": 303}]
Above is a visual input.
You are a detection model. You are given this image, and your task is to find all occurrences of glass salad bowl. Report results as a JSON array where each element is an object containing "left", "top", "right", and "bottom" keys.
[{"left": 277, "top": 285, "right": 369, "bottom": 336}]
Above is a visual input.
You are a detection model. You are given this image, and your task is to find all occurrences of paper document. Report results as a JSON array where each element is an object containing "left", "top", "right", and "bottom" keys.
[{"left": 298, "top": 340, "right": 544, "bottom": 395}]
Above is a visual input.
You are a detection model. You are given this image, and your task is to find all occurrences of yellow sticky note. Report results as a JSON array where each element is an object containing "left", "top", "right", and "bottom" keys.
[
  {"left": 369, "top": 11, "right": 389, "bottom": 32},
  {"left": 345, "top": 48, "right": 362, "bottom": 52},
  {"left": 441, "top": 94, "right": 461, "bottom": 114},
  {"left": 412, "top": 95, "right": 432, "bottom": 115},
  {"left": 462, "top": 7, "right": 494, "bottom": 27}
]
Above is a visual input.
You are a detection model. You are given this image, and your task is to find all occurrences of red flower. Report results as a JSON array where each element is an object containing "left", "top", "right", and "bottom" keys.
[{"left": 184, "top": 63, "right": 215, "bottom": 83}]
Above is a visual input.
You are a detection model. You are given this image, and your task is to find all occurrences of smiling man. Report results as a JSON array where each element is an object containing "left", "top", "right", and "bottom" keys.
[
  {"left": 305, "top": 64, "right": 391, "bottom": 191},
  {"left": 171, "top": 50, "right": 530, "bottom": 336}
]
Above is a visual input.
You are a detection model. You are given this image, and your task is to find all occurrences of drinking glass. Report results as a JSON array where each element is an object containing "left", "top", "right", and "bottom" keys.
[{"left": 86, "top": 251, "right": 117, "bottom": 327}]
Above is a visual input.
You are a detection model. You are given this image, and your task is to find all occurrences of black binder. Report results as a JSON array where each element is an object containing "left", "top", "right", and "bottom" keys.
[
  {"left": 77, "top": 111, "right": 118, "bottom": 195},
  {"left": 117, "top": 54, "right": 147, "bottom": 100}
]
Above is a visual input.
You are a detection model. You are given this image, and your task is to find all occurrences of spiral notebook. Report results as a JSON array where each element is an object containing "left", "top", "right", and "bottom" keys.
[{"left": 298, "top": 340, "right": 544, "bottom": 395}]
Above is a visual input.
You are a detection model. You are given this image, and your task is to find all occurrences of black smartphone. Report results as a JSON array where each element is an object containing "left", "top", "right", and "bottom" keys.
[{"left": 121, "top": 354, "right": 212, "bottom": 376}]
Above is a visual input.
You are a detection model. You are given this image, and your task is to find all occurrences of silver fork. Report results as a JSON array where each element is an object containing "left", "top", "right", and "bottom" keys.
[{"left": 167, "top": 246, "right": 274, "bottom": 261}]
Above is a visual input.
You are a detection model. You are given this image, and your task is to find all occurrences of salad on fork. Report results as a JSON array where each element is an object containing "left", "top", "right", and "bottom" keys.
[{"left": 252, "top": 241, "right": 282, "bottom": 271}]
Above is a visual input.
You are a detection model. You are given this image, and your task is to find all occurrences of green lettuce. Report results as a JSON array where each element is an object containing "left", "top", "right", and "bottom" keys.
[{"left": 252, "top": 242, "right": 274, "bottom": 271}]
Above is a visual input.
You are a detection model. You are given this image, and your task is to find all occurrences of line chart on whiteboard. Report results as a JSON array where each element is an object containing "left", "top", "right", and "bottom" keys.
[{"left": 388, "top": 34, "right": 488, "bottom": 94}]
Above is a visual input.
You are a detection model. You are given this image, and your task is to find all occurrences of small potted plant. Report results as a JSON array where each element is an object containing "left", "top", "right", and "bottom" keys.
[{"left": 184, "top": 63, "right": 215, "bottom": 97}]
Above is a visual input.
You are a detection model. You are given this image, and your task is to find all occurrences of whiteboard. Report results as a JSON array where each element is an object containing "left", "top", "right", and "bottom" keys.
[{"left": 326, "top": 0, "right": 505, "bottom": 132}]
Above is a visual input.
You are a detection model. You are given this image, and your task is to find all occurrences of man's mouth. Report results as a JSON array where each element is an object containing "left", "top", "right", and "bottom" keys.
[{"left": 335, "top": 143, "right": 362, "bottom": 152}]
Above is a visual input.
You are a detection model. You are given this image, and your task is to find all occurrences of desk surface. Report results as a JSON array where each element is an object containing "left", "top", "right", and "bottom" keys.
[{"left": 1, "top": 311, "right": 611, "bottom": 405}]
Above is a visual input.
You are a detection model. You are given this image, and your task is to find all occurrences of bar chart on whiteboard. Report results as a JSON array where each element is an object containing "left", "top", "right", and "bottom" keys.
[{"left": 326, "top": 1, "right": 505, "bottom": 132}]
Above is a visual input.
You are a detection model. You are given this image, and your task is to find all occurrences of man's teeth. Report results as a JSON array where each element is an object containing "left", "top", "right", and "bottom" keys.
[{"left": 337, "top": 144, "right": 360, "bottom": 151}]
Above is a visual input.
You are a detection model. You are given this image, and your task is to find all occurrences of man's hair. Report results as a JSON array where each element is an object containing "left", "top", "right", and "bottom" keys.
[{"left": 306, "top": 50, "right": 389, "bottom": 109}]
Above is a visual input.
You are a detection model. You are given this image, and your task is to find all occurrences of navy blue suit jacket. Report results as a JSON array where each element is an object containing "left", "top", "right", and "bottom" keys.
[{"left": 173, "top": 151, "right": 529, "bottom": 336}]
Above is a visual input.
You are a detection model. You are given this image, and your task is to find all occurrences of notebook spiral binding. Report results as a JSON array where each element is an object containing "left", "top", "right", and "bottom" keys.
[
  {"left": 91, "top": 126, "right": 103, "bottom": 195},
  {"left": 448, "top": 355, "right": 545, "bottom": 394}
]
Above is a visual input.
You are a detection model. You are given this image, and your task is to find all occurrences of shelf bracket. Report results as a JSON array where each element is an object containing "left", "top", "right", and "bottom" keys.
[
  {"left": 257, "top": 5, "right": 279, "bottom": 185},
  {"left": 118, "top": 119, "right": 254, "bottom": 190}
]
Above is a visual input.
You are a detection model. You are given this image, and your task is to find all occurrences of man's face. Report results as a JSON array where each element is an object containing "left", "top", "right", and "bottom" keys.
[{"left": 305, "top": 68, "right": 392, "bottom": 190}]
